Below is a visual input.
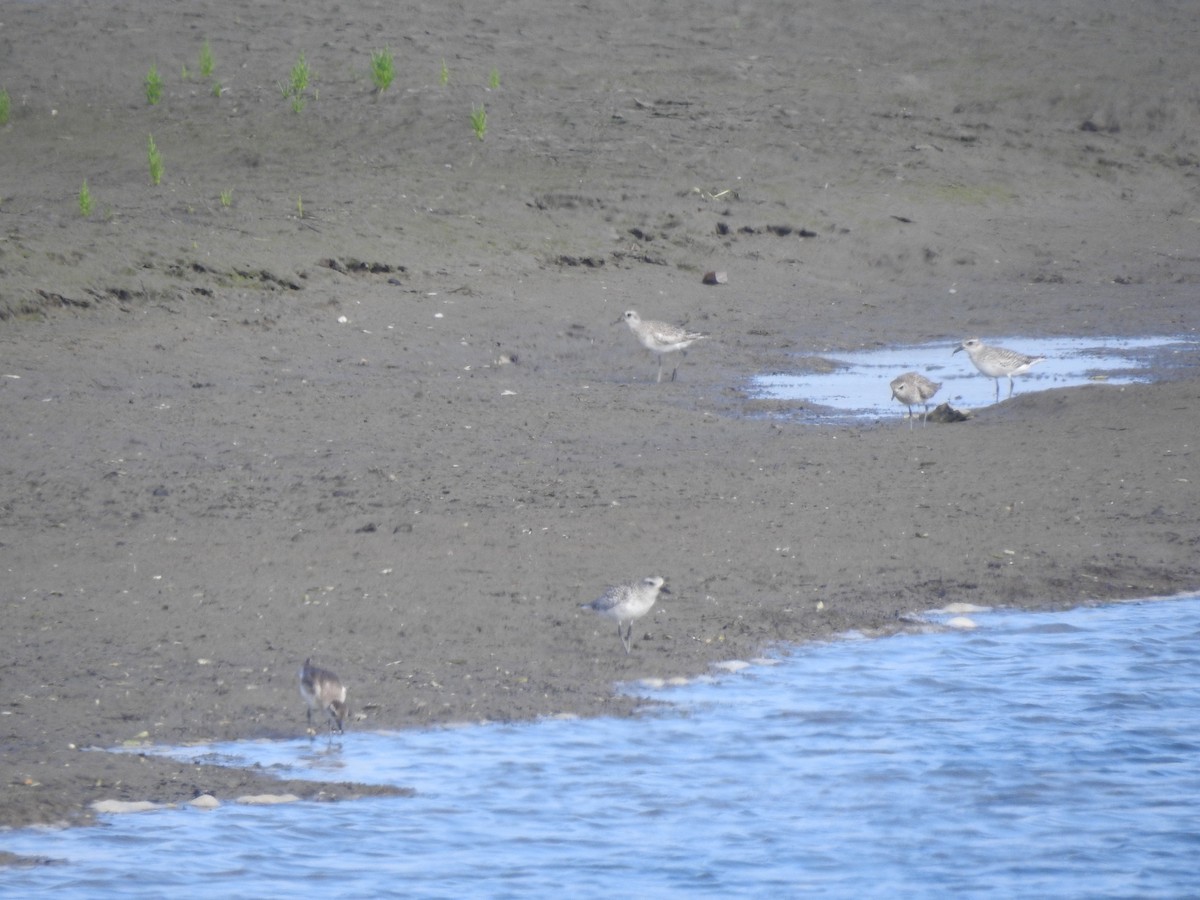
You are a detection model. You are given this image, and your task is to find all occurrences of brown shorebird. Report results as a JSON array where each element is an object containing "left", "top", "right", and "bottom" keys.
[
  {"left": 581, "top": 576, "right": 670, "bottom": 654},
  {"left": 299, "top": 658, "right": 348, "bottom": 737},
  {"left": 621, "top": 310, "right": 707, "bottom": 382},
  {"left": 890, "top": 372, "right": 942, "bottom": 429},
  {"left": 953, "top": 338, "right": 1045, "bottom": 401}
]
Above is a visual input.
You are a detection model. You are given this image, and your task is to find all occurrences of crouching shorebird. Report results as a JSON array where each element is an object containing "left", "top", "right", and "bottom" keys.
[
  {"left": 890, "top": 372, "right": 942, "bottom": 429},
  {"left": 621, "top": 310, "right": 707, "bottom": 383},
  {"left": 581, "top": 576, "right": 669, "bottom": 654},
  {"left": 299, "top": 658, "right": 348, "bottom": 738},
  {"left": 953, "top": 337, "right": 1045, "bottom": 402}
]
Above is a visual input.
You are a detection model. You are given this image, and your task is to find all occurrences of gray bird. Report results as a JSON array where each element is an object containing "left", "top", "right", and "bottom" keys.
[
  {"left": 621, "top": 310, "right": 707, "bottom": 382},
  {"left": 299, "top": 658, "right": 348, "bottom": 737},
  {"left": 581, "top": 576, "right": 670, "bottom": 653},
  {"left": 890, "top": 372, "right": 942, "bottom": 428},
  {"left": 953, "top": 337, "right": 1045, "bottom": 401}
]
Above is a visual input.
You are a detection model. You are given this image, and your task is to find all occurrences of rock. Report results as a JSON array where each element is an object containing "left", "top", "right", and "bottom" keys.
[{"left": 90, "top": 799, "right": 163, "bottom": 814}]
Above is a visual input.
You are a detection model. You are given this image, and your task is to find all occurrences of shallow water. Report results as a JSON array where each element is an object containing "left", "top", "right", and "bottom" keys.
[
  {"left": 5, "top": 595, "right": 1200, "bottom": 898},
  {"left": 752, "top": 335, "right": 1196, "bottom": 419}
]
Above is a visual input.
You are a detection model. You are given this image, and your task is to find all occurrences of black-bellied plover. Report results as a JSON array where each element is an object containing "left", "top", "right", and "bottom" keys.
[
  {"left": 953, "top": 337, "right": 1045, "bottom": 401},
  {"left": 299, "top": 658, "right": 348, "bottom": 737},
  {"left": 890, "top": 372, "right": 942, "bottom": 429},
  {"left": 581, "top": 576, "right": 670, "bottom": 654},
  {"left": 621, "top": 310, "right": 706, "bottom": 383}
]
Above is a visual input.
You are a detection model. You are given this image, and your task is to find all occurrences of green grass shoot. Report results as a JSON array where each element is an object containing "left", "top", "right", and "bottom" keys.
[
  {"left": 212, "top": 81, "right": 223, "bottom": 98},
  {"left": 470, "top": 103, "right": 487, "bottom": 141},
  {"left": 280, "top": 51, "right": 312, "bottom": 112},
  {"left": 199, "top": 40, "right": 215, "bottom": 79},
  {"left": 145, "top": 64, "right": 163, "bottom": 105},
  {"left": 296, "top": 194, "right": 304, "bottom": 218},
  {"left": 488, "top": 68, "right": 501, "bottom": 89},
  {"left": 220, "top": 188, "right": 233, "bottom": 208},
  {"left": 0, "top": 88, "right": 10, "bottom": 126},
  {"left": 78, "top": 179, "right": 93, "bottom": 217},
  {"left": 440, "top": 58, "right": 450, "bottom": 86},
  {"left": 370, "top": 47, "right": 395, "bottom": 93},
  {"left": 290, "top": 52, "right": 310, "bottom": 95},
  {"left": 147, "top": 134, "right": 163, "bottom": 185}
]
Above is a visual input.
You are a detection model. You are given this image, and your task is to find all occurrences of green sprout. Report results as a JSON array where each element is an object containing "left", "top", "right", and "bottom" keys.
[
  {"left": 145, "top": 64, "right": 163, "bottom": 105},
  {"left": 147, "top": 134, "right": 163, "bottom": 185},
  {"left": 199, "top": 39, "right": 215, "bottom": 79},
  {"left": 488, "top": 68, "right": 501, "bottom": 90},
  {"left": 370, "top": 47, "right": 395, "bottom": 94},
  {"left": 280, "top": 51, "right": 312, "bottom": 112},
  {"left": 296, "top": 194, "right": 304, "bottom": 218},
  {"left": 211, "top": 81, "right": 223, "bottom": 98},
  {"left": 470, "top": 103, "right": 487, "bottom": 141},
  {"left": 219, "top": 188, "right": 233, "bottom": 208},
  {"left": 79, "top": 179, "right": 94, "bottom": 217},
  {"left": 181, "top": 63, "right": 191, "bottom": 81},
  {"left": 0, "top": 88, "right": 10, "bottom": 126},
  {"left": 290, "top": 52, "right": 310, "bottom": 94},
  {"left": 439, "top": 58, "right": 450, "bottom": 86}
]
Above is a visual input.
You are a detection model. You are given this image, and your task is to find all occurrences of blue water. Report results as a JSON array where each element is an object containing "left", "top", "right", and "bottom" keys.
[
  {"left": 5, "top": 595, "right": 1200, "bottom": 898},
  {"left": 752, "top": 335, "right": 1197, "bottom": 418}
]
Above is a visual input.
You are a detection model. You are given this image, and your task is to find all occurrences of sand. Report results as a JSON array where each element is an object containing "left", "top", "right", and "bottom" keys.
[{"left": 2, "top": 0, "right": 1198, "bottom": 829}]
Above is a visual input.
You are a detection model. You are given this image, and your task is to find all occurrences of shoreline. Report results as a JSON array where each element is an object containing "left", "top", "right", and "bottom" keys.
[
  {"left": 8, "top": 589, "right": 1198, "bottom": 842},
  {"left": 4, "top": 0, "right": 1200, "bottom": 833}
]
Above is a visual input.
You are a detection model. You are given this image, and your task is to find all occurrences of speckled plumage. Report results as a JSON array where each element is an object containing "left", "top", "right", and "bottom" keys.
[
  {"left": 622, "top": 310, "right": 707, "bottom": 382},
  {"left": 299, "top": 658, "right": 348, "bottom": 737},
  {"left": 581, "top": 576, "right": 670, "bottom": 654},
  {"left": 890, "top": 372, "right": 942, "bottom": 428},
  {"left": 954, "top": 337, "right": 1045, "bottom": 401}
]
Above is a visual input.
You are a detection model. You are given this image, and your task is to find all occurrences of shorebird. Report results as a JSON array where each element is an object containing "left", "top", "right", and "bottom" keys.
[
  {"left": 581, "top": 576, "right": 670, "bottom": 654},
  {"left": 620, "top": 310, "right": 707, "bottom": 383},
  {"left": 890, "top": 372, "right": 942, "bottom": 429},
  {"left": 953, "top": 337, "right": 1045, "bottom": 401},
  {"left": 299, "top": 658, "right": 348, "bottom": 737}
]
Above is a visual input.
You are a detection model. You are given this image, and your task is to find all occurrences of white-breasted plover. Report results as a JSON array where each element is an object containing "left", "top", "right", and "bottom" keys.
[
  {"left": 581, "top": 576, "right": 670, "bottom": 654},
  {"left": 621, "top": 310, "right": 706, "bottom": 383},
  {"left": 953, "top": 337, "right": 1045, "bottom": 401}
]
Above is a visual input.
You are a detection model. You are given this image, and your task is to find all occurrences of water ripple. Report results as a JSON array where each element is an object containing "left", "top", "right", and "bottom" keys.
[{"left": 4, "top": 595, "right": 1200, "bottom": 898}]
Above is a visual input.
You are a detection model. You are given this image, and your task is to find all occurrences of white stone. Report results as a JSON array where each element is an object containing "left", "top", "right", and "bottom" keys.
[{"left": 91, "top": 799, "right": 163, "bottom": 814}]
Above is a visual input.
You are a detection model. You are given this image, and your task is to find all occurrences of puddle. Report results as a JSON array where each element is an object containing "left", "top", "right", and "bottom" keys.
[{"left": 751, "top": 335, "right": 1196, "bottom": 420}]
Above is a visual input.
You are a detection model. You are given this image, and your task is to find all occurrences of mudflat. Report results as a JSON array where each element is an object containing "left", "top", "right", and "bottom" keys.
[{"left": 2, "top": 0, "right": 1198, "bottom": 829}]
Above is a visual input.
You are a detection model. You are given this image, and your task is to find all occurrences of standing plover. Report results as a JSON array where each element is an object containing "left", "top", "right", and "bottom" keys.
[
  {"left": 621, "top": 310, "right": 706, "bottom": 383},
  {"left": 890, "top": 372, "right": 942, "bottom": 429},
  {"left": 581, "top": 576, "right": 670, "bottom": 654},
  {"left": 299, "top": 658, "right": 348, "bottom": 737},
  {"left": 953, "top": 337, "right": 1045, "bottom": 401}
]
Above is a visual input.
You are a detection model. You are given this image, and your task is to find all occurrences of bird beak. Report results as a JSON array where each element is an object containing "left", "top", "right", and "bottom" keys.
[
  {"left": 659, "top": 586, "right": 672, "bottom": 595},
  {"left": 951, "top": 345, "right": 963, "bottom": 355}
]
